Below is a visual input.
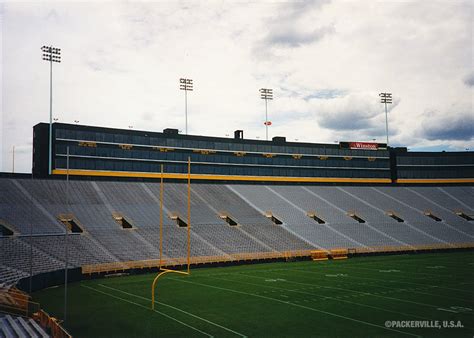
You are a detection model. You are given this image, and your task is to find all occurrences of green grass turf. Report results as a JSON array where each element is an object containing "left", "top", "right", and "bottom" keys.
[{"left": 33, "top": 251, "right": 474, "bottom": 337}]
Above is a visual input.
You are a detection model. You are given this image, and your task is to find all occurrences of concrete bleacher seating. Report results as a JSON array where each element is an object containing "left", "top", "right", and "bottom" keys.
[
  {"left": 1, "top": 178, "right": 473, "bottom": 287},
  {"left": 0, "top": 314, "right": 50, "bottom": 338}
]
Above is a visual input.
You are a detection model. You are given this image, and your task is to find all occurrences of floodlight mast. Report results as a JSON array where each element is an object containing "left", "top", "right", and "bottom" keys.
[
  {"left": 41, "top": 45, "right": 61, "bottom": 175},
  {"left": 379, "top": 92, "right": 392, "bottom": 146},
  {"left": 259, "top": 88, "right": 273, "bottom": 141},
  {"left": 179, "top": 78, "right": 193, "bottom": 135}
]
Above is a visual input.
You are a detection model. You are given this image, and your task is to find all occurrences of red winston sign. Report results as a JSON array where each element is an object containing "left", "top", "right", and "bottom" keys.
[{"left": 349, "top": 142, "right": 379, "bottom": 150}]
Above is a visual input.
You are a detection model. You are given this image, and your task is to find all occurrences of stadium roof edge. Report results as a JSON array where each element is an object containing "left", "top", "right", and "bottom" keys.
[{"left": 33, "top": 122, "right": 374, "bottom": 150}]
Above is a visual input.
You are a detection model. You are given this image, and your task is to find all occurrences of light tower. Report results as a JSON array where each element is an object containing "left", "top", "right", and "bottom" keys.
[
  {"left": 379, "top": 92, "right": 392, "bottom": 146},
  {"left": 41, "top": 45, "right": 61, "bottom": 175},
  {"left": 179, "top": 78, "right": 193, "bottom": 135},
  {"left": 259, "top": 88, "right": 273, "bottom": 141}
]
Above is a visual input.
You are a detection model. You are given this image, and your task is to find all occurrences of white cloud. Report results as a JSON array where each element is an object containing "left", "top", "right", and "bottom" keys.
[{"left": 1, "top": 0, "right": 473, "bottom": 173}]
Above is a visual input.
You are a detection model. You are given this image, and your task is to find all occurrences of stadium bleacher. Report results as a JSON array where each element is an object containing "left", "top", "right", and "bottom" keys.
[
  {"left": 1, "top": 178, "right": 473, "bottom": 288},
  {"left": 0, "top": 314, "right": 50, "bottom": 338}
]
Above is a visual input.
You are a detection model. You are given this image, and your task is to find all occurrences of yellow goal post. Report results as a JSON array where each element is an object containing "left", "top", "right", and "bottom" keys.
[{"left": 151, "top": 157, "right": 191, "bottom": 310}]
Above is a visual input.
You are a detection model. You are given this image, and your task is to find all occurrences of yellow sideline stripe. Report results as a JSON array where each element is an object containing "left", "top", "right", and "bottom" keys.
[
  {"left": 396, "top": 178, "right": 474, "bottom": 184},
  {"left": 52, "top": 169, "right": 391, "bottom": 183}
]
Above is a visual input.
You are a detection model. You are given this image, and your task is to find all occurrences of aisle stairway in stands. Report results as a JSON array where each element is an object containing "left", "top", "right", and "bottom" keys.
[{"left": 1, "top": 178, "right": 473, "bottom": 287}]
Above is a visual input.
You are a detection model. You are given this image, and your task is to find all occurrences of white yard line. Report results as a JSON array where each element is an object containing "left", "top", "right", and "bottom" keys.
[
  {"left": 237, "top": 271, "right": 447, "bottom": 309},
  {"left": 206, "top": 275, "right": 433, "bottom": 320},
  {"left": 98, "top": 284, "right": 247, "bottom": 337},
  {"left": 81, "top": 285, "right": 213, "bottom": 337},
  {"left": 270, "top": 270, "right": 471, "bottom": 303},
  {"left": 297, "top": 265, "right": 474, "bottom": 294},
  {"left": 169, "top": 277, "right": 421, "bottom": 337},
  {"left": 194, "top": 262, "right": 473, "bottom": 295}
]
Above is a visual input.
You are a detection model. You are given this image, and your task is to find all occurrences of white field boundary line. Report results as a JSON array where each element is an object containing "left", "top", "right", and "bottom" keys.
[
  {"left": 290, "top": 266, "right": 474, "bottom": 296},
  {"left": 194, "top": 266, "right": 461, "bottom": 288},
  {"left": 240, "top": 268, "right": 471, "bottom": 304},
  {"left": 294, "top": 258, "right": 474, "bottom": 283},
  {"left": 332, "top": 257, "right": 470, "bottom": 274},
  {"left": 98, "top": 284, "right": 247, "bottom": 338},
  {"left": 316, "top": 263, "right": 467, "bottom": 282},
  {"left": 81, "top": 285, "right": 213, "bottom": 337},
  {"left": 193, "top": 253, "right": 473, "bottom": 277},
  {"left": 205, "top": 274, "right": 433, "bottom": 321},
  {"left": 195, "top": 265, "right": 473, "bottom": 295},
  {"left": 169, "top": 277, "right": 421, "bottom": 337},
  {"left": 314, "top": 253, "right": 474, "bottom": 269},
  {"left": 286, "top": 269, "right": 474, "bottom": 307},
  {"left": 224, "top": 276, "right": 470, "bottom": 328},
  {"left": 309, "top": 273, "right": 470, "bottom": 304},
  {"left": 313, "top": 262, "right": 455, "bottom": 279},
  {"left": 241, "top": 264, "right": 471, "bottom": 299},
  {"left": 236, "top": 271, "right": 452, "bottom": 310},
  {"left": 329, "top": 280, "right": 471, "bottom": 304}
]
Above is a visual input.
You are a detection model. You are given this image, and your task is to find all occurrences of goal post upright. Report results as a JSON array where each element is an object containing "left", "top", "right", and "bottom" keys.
[
  {"left": 159, "top": 164, "right": 164, "bottom": 269},
  {"left": 187, "top": 156, "right": 191, "bottom": 274},
  {"left": 151, "top": 159, "right": 192, "bottom": 310}
]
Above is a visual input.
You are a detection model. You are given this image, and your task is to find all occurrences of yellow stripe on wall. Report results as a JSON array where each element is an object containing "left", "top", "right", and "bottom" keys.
[
  {"left": 52, "top": 169, "right": 392, "bottom": 184},
  {"left": 396, "top": 178, "right": 474, "bottom": 184}
]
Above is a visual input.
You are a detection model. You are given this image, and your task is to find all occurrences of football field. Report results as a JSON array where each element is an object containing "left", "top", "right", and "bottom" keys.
[{"left": 33, "top": 251, "right": 474, "bottom": 337}]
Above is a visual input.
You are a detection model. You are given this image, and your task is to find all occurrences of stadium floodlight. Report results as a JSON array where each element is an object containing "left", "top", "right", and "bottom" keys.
[
  {"left": 379, "top": 92, "right": 393, "bottom": 146},
  {"left": 179, "top": 78, "right": 193, "bottom": 135},
  {"left": 259, "top": 88, "right": 273, "bottom": 141},
  {"left": 41, "top": 45, "right": 61, "bottom": 176}
]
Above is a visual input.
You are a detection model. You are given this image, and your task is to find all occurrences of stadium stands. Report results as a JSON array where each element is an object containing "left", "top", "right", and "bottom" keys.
[
  {"left": 1, "top": 178, "right": 473, "bottom": 288},
  {"left": 0, "top": 314, "right": 50, "bottom": 338}
]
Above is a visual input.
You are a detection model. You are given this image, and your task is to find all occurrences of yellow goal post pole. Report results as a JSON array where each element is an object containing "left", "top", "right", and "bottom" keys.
[
  {"left": 151, "top": 159, "right": 192, "bottom": 310},
  {"left": 159, "top": 164, "right": 163, "bottom": 269},
  {"left": 187, "top": 156, "right": 191, "bottom": 274}
]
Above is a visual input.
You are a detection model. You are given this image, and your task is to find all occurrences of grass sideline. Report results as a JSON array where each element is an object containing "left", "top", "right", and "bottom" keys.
[{"left": 33, "top": 251, "right": 474, "bottom": 337}]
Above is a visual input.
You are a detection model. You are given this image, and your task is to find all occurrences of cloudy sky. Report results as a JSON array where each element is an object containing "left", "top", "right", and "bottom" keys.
[{"left": 1, "top": 0, "right": 473, "bottom": 173}]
